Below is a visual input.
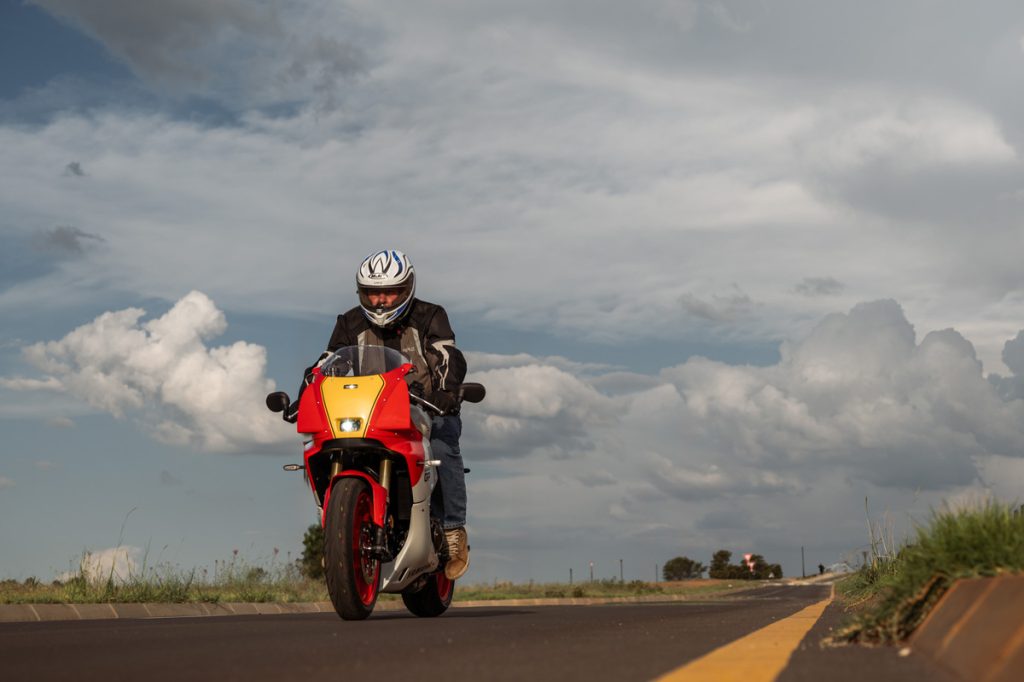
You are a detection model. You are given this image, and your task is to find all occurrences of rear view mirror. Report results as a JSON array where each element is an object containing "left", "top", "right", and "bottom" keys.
[
  {"left": 460, "top": 383, "right": 486, "bottom": 404},
  {"left": 266, "top": 391, "right": 291, "bottom": 413}
]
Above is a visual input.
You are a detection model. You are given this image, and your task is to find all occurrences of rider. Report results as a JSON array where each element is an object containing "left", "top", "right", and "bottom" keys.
[{"left": 305, "top": 249, "right": 470, "bottom": 580}]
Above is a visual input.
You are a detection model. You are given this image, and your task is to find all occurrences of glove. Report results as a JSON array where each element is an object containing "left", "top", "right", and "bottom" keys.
[{"left": 429, "top": 390, "right": 459, "bottom": 415}]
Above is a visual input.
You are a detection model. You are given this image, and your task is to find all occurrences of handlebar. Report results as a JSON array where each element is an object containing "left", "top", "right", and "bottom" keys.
[{"left": 265, "top": 381, "right": 485, "bottom": 423}]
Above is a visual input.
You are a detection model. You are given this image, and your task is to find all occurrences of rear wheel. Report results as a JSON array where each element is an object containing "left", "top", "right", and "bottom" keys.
[
  {"left": 401, "top": 571, "right": 454, "bottom": 617},
  {"left": 324, "top": 478, "right": 380, "bottom": 620}
]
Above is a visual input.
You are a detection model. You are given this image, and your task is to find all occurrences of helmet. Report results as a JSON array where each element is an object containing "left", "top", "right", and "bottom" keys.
[{"left": 357, "top": 249, "right": 416, "bottom": 328}]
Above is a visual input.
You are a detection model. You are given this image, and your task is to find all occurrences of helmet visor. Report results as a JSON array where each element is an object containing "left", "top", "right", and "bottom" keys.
[{"left": 358, "top": 280, "right": 414, "bottom": 317}]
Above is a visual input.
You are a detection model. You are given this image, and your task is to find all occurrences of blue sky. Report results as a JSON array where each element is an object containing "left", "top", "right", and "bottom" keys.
[{"left": 2, "top": 0, "right": 1024, "bottom": 584}]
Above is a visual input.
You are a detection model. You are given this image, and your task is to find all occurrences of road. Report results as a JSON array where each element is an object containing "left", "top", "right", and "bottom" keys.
[{"left": 0, "top": 584, "right": 957, "bottom": 681}]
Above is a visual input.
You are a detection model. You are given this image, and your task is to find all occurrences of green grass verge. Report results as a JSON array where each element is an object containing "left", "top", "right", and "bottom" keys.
[
  {"left": 0, "top": 563, "right": 329, "bottom": 605},
  {"left": 452, "top": 578, "right": 745, "bottom": 601},
  {"left": 1, "top": 570, "right": 750, "bottom": 606},
  {"left": 833, "top": 500, "right": 1024, "bottom": 644}
]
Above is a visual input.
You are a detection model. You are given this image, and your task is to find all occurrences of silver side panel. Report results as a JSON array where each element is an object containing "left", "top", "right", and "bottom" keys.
[
  {"left": 380, "top": 499, "right": 437, "bottom": 592},
  {"left": 380, "top": 439, "right": 439, "bottom": 593}
]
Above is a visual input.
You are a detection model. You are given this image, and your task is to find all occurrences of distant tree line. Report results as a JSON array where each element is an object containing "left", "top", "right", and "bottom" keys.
[
  {"left": 299, "top": 524, "right": 325, "bottom": 580},
  {"left": 662, "top": 549, "right": 783, "bottom": 581}
]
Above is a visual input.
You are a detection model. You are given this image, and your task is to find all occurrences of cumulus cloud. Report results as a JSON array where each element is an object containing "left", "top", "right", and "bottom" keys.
[
  {"left": 61, "top": 545, "right": 142, "bottom": 584},
  {"left": 454, "top": 299, "right": 1024, "bottom": 577},
  {"left": 471, "top": 300, "right": 1024, "bottom": 499},
  {"left": 0, "top": 376, "right": 63, "bottom": 391},
  {"left": 659, "top": 301, "right": 1024, "bottom": 491},
  {"left": 18, "top": 291, "right": 290, "bottom": 453},
  {"left": 465, "top": 363, "right": 618, "bottom": 459}
]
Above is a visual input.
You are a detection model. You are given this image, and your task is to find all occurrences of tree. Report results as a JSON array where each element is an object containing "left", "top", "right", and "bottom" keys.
[
  {"left": 709, "top": 549, "right": 783, "bottom": 580},
  {"left": 709, "top": 550, "right": 733, "bottom": 579},
  {"left": 298, "top": 523, "right": 325, "bottom": 580},
  {"left": 663, "top": 556, "right": 707, "bottom": 580}
]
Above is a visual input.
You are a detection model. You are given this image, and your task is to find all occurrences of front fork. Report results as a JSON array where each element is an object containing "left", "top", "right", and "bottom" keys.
[{"left": 332, "top": 457, "right": 394, "bottom": 559}]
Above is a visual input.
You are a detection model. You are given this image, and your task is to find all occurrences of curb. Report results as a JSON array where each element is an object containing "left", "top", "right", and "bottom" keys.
[
  {"left": 0, "top": 588, "right": 761, "bottom": 624},
  {"left": 909, "top": 575, "right": 1024, "bottom": 682}
]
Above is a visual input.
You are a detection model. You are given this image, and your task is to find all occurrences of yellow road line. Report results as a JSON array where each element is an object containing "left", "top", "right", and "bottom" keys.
[{"left": 654, "top": 587, "right": 834, "bottom": 682}]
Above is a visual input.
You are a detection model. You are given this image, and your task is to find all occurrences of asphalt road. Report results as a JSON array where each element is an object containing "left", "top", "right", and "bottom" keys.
[{"left": 0, "top": 585, "right": 957, "bottom": 681}]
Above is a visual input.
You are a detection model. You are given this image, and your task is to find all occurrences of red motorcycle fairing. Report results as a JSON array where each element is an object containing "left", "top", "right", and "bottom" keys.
[
  {"left": 364, "top": 366, "right": 426, "bottom": 487},
  {"left": 297, "top": 362, "right": 428, "bottom": 522},
  {"left": 321, "top": 470, "right": 388, "bottom": 528}
]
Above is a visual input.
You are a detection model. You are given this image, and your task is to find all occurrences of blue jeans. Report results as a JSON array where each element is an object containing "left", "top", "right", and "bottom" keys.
[{"left": 429, "top": 415, "right": 466, "bottom": 529}]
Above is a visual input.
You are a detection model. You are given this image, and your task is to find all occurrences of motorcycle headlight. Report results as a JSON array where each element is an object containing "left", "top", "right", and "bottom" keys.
[{"left": 339, "top": 418, "right": 362, "bottom": 432}]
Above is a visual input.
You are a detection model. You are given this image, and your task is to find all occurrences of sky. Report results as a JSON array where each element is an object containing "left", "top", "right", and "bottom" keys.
[{"left": 2, "top": 0, "right": 1024, "bottom": 584}]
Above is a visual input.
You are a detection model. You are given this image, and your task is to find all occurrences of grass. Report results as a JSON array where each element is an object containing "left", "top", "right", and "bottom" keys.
[
  {"left": 0, "top": 552, "right": 330, "bottom": 605},
  {"left": 453, "top": 578, "right": 745, "bottom": 601},
  {"left": 1, "top": 560, "right": 749, "bottom": 606},
  {"left": 833, "top": 499, "right": 1024, "bottom": 644}
]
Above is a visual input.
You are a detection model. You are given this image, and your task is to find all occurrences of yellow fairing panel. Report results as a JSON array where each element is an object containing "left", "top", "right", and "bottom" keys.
[{"left": 320, "top": 375, "right": 385, "bottom": 438}]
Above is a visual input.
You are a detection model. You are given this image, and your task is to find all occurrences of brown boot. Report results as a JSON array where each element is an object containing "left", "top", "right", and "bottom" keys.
[{"left": 444, "top": 527, "right": 469, "bottom": 580}]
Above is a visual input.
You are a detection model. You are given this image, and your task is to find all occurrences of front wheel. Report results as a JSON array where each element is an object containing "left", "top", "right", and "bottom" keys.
[
  {"left": 401, "top": 572, "right": 454, "bottom": 617},
  {"left": 324, "top": 478, "right": 380, "bottom": 620}
]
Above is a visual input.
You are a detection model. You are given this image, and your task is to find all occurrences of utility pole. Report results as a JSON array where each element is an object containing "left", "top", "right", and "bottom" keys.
[
  {"left": 619, "top": 559, "right": 624, "bottom": 583},
  {"left": 801, "top": 546, "right": 806, "bottom": 579},
  {"left": 589, "top": 561, "right": 594, "bottom": 582},
  {"left": 569, "top": 568, "right": 573, "bottom": 585}
]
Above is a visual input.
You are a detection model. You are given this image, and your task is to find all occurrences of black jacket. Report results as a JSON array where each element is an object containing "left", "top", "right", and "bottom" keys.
[{"left": 309, "top": 299, "right": 467, "bottom": 414}]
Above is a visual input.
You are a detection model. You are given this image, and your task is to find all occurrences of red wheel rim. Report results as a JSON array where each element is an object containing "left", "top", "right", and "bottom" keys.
[
  {"left": 351, "top": 489, "right": 379, "bottom": 606},
  {"left": 435, "top": 571, "right": 453, "bottom": 601}
]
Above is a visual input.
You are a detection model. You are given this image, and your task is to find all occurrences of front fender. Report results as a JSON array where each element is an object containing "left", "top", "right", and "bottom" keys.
[{"left": 321, "top": 471, "right": 387, "bottom": 528}]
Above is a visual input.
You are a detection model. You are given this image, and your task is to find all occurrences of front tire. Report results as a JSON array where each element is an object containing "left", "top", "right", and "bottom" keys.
[
  {"left": 402, "top": 572, "right": 454, "bottom": 617},
  {"left": 324, "top": 478, "right": 380, "bottom": 620}
]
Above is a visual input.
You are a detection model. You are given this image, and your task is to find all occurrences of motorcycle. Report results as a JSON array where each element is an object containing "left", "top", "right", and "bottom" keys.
[{"left": 266, "top": 345, "right": 485, "bottom": 620}]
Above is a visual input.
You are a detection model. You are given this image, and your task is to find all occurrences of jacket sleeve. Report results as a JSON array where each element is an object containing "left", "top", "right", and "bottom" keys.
[
  {"left": 423, "top": 306, "right": 467, "bottom": 397},
  {"left": 326, "top": 314, "right": 355, "bottom": 353}
]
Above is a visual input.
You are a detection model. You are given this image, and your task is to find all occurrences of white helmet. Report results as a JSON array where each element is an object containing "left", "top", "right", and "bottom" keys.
[{"left": 357, "top": 249, "right": 416, "bottom": 328}]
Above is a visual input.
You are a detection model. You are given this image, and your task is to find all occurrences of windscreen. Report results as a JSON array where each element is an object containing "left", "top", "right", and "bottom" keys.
[{"left": 319, "top": 345, "right": 410, "bottom": 377}]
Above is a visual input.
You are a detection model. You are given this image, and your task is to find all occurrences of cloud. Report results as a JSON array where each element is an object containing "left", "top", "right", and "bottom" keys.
[
  {"left": 61, "top": 545, "right": 142, "bottom": 584},
  {"left": 464, "top": 352, "right": 617, "bottom": 375},
  {"left": 658, "top": 301, "right": 1024, "bottom": 491},
  {"left": 455, "top": 300, "right": 1024, "bottom": 579},
  {"left": 46, "top": 417, "right": 75, "bottom": 429},
  {"left": 0, "top": 376, "right": 64, "bottom": 391},
  {"left": 988, "top": 331, "right": 1024, "bottom": 400},
  {"left": 0, "top": 477, "right": 14, "bottom": 490},
  {"left": 160, "top": 470, "right": 183, "bottom": 487},
  {"left": 471, "top": 300, "right": 1024, "bottom": 500},
  {"left": 2, "top": 10, "right": 1022, "bottom": 370},
  {"left": 32, "top": 0, "right": 279, "bottom": 83},
  {"left": 464, "top": 362, "right": 617, "bottom": 459},
  {"left": 19, "top": 291, "right": 290, "bottom": 453},
  {"left": 678, "top": 289, "right": 755, "bottom": 322},
  {"left": 30, "top": 0, "right": 366, "bottom": 108},
  {"left": 696, "top": 508, "right": 755, "bottom": 530},
  {"left": 794, "top": 277, "right": 845, "bottom": 297},
  {"left": 64, "top": 161, "right": 85, "bottom": 177},
  {"left": 32, "top": 226, "right": 105, "bottom": 255}
]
